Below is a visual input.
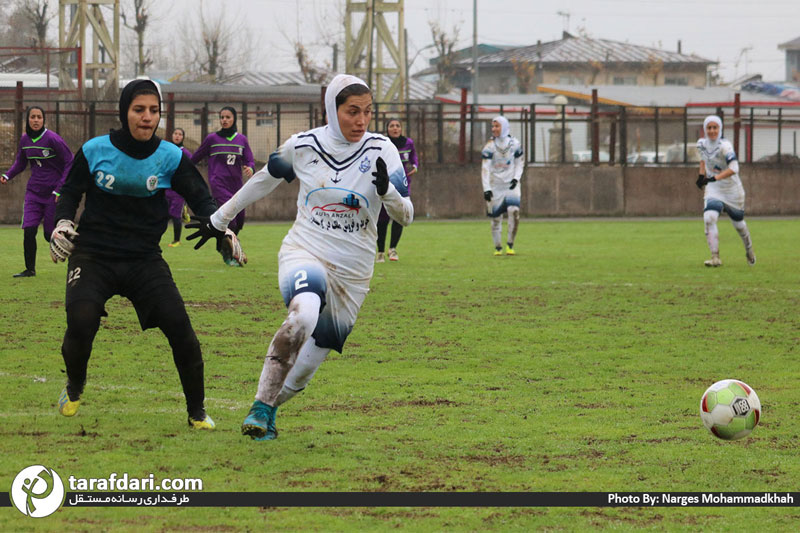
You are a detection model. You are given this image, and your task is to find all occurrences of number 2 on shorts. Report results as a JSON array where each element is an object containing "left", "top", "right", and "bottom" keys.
[{"left": 294, "top": 270, "right": 308, "bottom": 290}]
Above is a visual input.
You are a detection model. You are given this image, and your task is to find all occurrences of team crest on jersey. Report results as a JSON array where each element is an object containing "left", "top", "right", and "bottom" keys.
[
  {"left": 146, "top": 175, "right": 159, "bottom": 191},
  {"left": 331, "top": 172, "right": 342, "bottom": 184},
  {"left": 358, "top": 155, "right": 371, "bottom": 173},
  {"left": 42, "top": 149, "right": 49, "bottom": 157}
]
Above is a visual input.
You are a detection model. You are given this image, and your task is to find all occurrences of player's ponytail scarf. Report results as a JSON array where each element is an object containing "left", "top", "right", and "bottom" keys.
[
  {"left": 111, "top": 78, "right": 162, "bottom": 159},
  {"left": 703, "top": 115, "right": 723, "bottom": 151},
  {"left": 25, "top": 106, "right": 46, "bottom": 139},
  {"left": 492, "top": 115, "right": 511, "bottom": 150},
  {"left": 386, "top": 118, "right": 407, "bottom": 150},
  {"left": 321, "top": 74, "right": 370, "bottom": 155},
  {"left": 218, "top": 106, "right": 238, "bottom": 138}
]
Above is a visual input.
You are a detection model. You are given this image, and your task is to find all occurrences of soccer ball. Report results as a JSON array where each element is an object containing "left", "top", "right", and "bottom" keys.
[{"left": 699, "top": 379, "right": 761, "bottom": 440}]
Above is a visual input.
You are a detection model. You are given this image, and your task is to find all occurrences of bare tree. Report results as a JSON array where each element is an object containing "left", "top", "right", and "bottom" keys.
[
  {"left": 294, "top": 42, "right": 328, "bottom": 83},
  {"left": 429, "top": 21, "right": 460, "bottom": 94},
  {"left": 511, "top": 59, "right": 536, "bottom": 93},
  {"left": 644, "top": 54, "right": 664, "bottom": 85},
  {"left": 18, "top": 0, "right": 53, "bottom": 72},
  {"left": 121, "top": 0, "right": 153, "bottom": 76},
  {"left": 180, "top": 1, "right": 250, "bottom": 82}
]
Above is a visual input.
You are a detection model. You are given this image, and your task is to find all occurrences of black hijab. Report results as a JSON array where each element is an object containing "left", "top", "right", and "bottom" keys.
[
  {"left": 109, "top": 79, "right": 162, "bottom": 159},
  {"left": 386, "top": 118, "right": 406, "bottom": 150},
  {"left": 218, "top": 106, "right": 237, "bottom": 138},
  {"left": 172, "top": 128, "right": 185, "bottom": 148},
  {"left": 26, "top": 106, "right": 46, "bottom": 139}
]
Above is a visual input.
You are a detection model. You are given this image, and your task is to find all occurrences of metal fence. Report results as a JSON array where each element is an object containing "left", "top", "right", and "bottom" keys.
[{"left": 2, "top": 91, "right": 800, "bottom": 169}]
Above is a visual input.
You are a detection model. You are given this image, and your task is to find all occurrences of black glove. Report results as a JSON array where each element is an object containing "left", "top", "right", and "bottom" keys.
[
  {"left": 371, "top": 157, "right": 389, "bottom": 196},
  {"left": 706, "top": 176, "right": 716, "bottom": 183},
  {"left": 509, "top": 179, "right": 518, "bottom": 190},
  {"left": 185, "top": 215, "right": 226, "bottom": 250},
  {"left": 484, "top": 190, "right": 493, "bottom": 202},
  {"left": 695, "top": 174, "right": 707, "bottom": 189}
]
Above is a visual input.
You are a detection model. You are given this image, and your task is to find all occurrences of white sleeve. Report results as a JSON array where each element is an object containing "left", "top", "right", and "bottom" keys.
[
  {"left": 210, "top": 136, "right": 297, "bottom": 231},
  {"left": 481, "top": 143, "right": 493, "bottom": 191},
  {"left": 513, "top": 140, "right": 524, "bottom": 181},
  {"left": 382, "top": 187, "right": 414, "bottom": 226},
  {"left": 210, "top": 166, "right": 282, "bottom": 231},
  {"left": 728, "top": 160, "right": 739, "bottom": 174}
]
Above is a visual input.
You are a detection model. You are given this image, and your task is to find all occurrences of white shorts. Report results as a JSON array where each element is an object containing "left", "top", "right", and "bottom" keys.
[
  {"left": 278, "top": 244, "right": 370, "bottom": 353},
  {"left": 487, "top": 187, "right": 521, "bottom": 218}
]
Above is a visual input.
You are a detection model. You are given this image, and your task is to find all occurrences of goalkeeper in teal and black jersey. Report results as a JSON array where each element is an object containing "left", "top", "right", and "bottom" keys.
[{"left": 51, "top": 79, "right": 242, "bottom": 430}]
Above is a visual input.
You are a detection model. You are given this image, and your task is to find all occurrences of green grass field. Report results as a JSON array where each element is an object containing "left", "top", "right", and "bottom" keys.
[{"left": 2, "top": 218, "right": 800, "bottom": 531}]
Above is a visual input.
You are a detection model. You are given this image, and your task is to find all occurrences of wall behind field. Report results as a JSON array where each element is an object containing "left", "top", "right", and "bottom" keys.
[{"left": 1, "top": 164, "right": 798, "bottom": 225}]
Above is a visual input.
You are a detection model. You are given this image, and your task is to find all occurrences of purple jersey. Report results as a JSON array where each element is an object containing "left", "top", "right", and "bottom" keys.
[
  {"left": 165, "top": 146, "right": 192, "bottom": 218},
  {"left": 379, "top": 137, "right": 417, "bottom": 223},
  {"left": 4, "top": 129, "right": 74, "bottom": 198},
  {"left": 394, "top": 137, "right": 418, "bottom": 191},
  {"left": 190, "top": 132, "right": 255, "bottom": 198}
]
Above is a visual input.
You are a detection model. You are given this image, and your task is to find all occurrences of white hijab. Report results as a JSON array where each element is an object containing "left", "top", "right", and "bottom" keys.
[
  {"left": 323, "top": 74, "right": 370, "bottom": 153},
  {"left": 493, "top": 115, "right": 511, "bottom": 149},
  {"left": 703, "top": 115, "right": 723, "bottom": 150}
]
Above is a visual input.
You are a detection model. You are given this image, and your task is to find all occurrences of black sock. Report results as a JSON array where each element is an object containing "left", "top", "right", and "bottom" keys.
[
  {"left": 376, "top": 219, "right": 388, "bottom": 253},
  {"left": 389, "top": 221, "right": 403, "bottom": 249},
  {"left": 23, "top": 227, "right": 37, "bottom": 272},
  {"left": 172, "top": 218, "right": 182, "bottom": 242}
]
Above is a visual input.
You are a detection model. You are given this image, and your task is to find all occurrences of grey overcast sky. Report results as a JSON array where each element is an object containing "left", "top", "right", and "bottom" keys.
[{"left": 159, "top": 0, "right": 800, "bottom": 83}]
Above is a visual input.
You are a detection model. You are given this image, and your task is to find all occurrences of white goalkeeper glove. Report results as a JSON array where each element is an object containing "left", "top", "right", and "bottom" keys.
[
  {"left": 220, "top": 229, "right": 247, "bottom": 267},
  {"left": 50, "top": 219, "right": 78, "bottom": 263}
]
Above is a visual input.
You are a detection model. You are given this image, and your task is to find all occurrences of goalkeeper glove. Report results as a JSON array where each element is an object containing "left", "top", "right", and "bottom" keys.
[
  {"left": 509, "top": 179, "right": 518, "bottom": 190},
  {"left": 484, "top": 190, "right": 493, "bottom": 202},
  {"left": 220, "top": 228, "right": 247, "bottom": 267},
  {"left": 50, "top": 219, "right": 78, "bottom": 263},
  {"left": 186, "top": 216, "right": 247, "bottom": 266},
  {"left": 371, "top": 157, "right": 389, "bottom": 196}
]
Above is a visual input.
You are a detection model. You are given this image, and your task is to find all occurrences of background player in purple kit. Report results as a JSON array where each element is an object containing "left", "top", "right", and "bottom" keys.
[
  {"left": 165, "top": 128, "right": 192, "bottom": 247},
  {"left": 1, "top": 106, "right": 74, "bottom": 278},
  {"left": 191, "top": 107, "right": 254, "bottom": 264},
  {"left": 376, "top": 118, "right": 417, "bottom": 263}
]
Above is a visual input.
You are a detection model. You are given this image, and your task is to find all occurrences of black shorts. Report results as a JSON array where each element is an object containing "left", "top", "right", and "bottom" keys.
[{"left": 65, "top": 252, "right": 186, "bottom": 330}]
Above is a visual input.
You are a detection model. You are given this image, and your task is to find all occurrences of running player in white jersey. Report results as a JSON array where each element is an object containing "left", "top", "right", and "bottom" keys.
[
  {"left": 187, "top": 74, "right": 413, "bottom": 441},
  {"left": 482, "top": 116, "right": 523, "bottom": 255},
  {"left": 695, "top": 115, "right": 755, "bottom": 267}
]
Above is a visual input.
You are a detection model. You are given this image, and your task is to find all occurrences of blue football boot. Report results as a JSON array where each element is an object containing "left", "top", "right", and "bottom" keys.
[{"left": 242, "top": 400, "right": 278, "bottom": 441}]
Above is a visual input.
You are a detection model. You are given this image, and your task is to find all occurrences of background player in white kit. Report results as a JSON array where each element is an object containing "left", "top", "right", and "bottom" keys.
[
  {"left": 188, "top": 74, "right": 413, "bottom": 441},
  {"left": 695, "top": 115, "right": 755, "bottom": 267},
  {"left": 482, "top": 116, "right": 523, "bottom": 256}
]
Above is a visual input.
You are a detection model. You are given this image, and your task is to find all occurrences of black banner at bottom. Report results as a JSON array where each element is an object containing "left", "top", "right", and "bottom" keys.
[{"left": 2, "top": 492, "right": 798, "bottom": 508}]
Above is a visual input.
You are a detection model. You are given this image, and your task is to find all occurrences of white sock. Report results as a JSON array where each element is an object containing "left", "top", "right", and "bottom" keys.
[
  {"left": 704, "top": 211, "right": 719, "bottom": 255},
  {"left": 731, "top": 219, "right": 753, "bottom": 251},
  {"left": 275, "top": 338, "right": 331, "bottom": 406},
  {"left": 507, "top": 206, "right": 520, "bottom": 247},
  {"left": 255, "top": 292, "right": 321, "bottom": 406},
  {"left": 491, "top": 217, "right": 502, "bottom": 249}
]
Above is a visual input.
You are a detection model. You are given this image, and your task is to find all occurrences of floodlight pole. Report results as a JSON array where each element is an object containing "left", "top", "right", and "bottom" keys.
[{"left": 472, "top": 0, "right": 478, "bottom": 109}]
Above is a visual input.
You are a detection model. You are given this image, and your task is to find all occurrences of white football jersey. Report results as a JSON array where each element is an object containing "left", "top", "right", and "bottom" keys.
[
  {"left": 481, "top": 137, "right": 524, "bottom": 193},
  {"left": 697, "top": 137, "right": 745, "bottom": 209},
  {"left": 278, "top": 127, "right": 411, "bottom": 279}
]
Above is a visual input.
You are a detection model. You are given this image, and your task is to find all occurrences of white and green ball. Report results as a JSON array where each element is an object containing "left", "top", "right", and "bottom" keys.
[{"left": 700, "top": 379, "right": 761, "bottom": 440}]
